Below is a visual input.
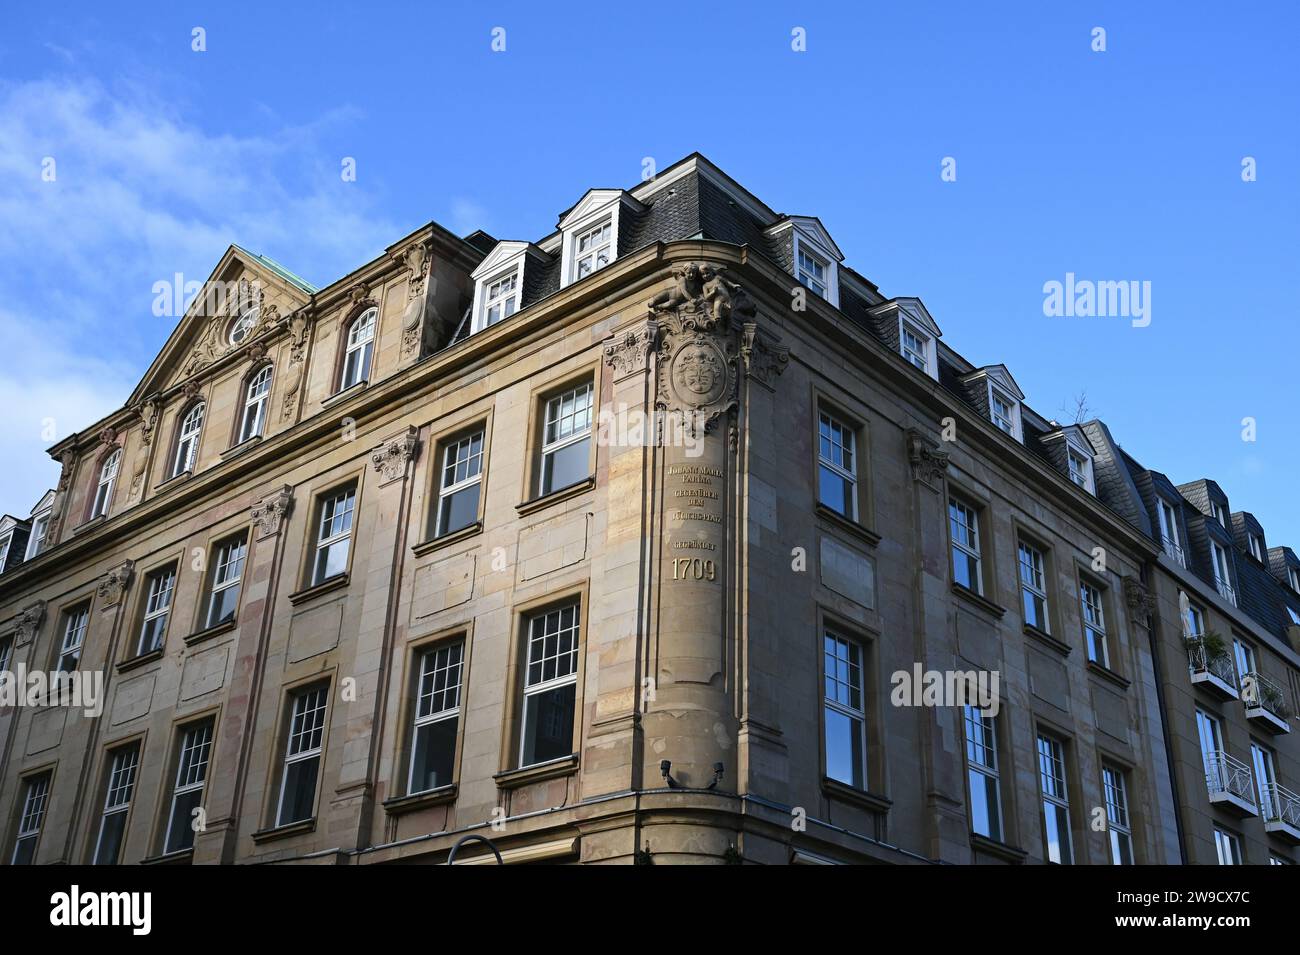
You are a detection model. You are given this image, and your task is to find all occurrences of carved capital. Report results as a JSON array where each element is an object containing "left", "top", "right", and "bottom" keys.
[
  {"left": 906, "top": 428, "right": 950, "bottom": 488},
  {"left": 370, "top": 426, "right": 419, "bottom": 484},
  {"left": 740, "top": 322, "right": 790, "bottom": 389},
  {"left": 251, "top": 485, "right": 294, "bottom": 540},
  {"left": 1123, "top": 576, "right": 1154, "bottom": 623},
  {"left": 138, "top": 395, "right": 162, "bottom": 446},
  {"left": 13, "top": 600, "right": 46, "bottom": 646},
  {"left": 602, "top": 319, "right": 659, "bottom": 381},
  {"left": 97, "top": 560, "right": 135, "bottom": 607}
]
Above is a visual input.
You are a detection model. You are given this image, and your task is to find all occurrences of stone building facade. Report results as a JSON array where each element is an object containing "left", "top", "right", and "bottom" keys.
[{"left": 1, "top": 154, "right": 1297, "bottom": 865}]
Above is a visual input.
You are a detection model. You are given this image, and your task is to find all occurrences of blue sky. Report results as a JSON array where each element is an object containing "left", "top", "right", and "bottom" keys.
[{"left": 2, "top": 2, "right": 1297, "bottom": 547}]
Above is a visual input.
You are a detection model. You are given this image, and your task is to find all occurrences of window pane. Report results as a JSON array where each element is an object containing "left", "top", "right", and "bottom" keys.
[
  {"left": 969, "top": 768, "right": 1002, "bottom": 841},
  {"left": 94, "top": 811, "right": 129, "bottom": 865},
  {"left": 166, "top": 789, "right": 203, "bottom": 854},
  {"left": 279, "top": 755, "right": 320, "bottom": 825},
  {"left": 1043, "top": 802, "right": 1072, "bottom": 863},
  {"left": 818, "top": 465, "right": 854, "bottom": 517},
  {"left": 410, "top": 717, "right": 458, "bottom": 793},
  {"left": 541, "top": 436, "right": 590, "bottom": 495},
  {"left": 207, "top": 584, "right": 241, "bottom": 628},
  {"left": 521, "top": 682, "right": 576, "bottom": 766},
  {"left": 438, "top": 484, "right": 480, "bottom": 536},
  {"left": 824, "top": 707, "right": 865, "bottom": 789}
]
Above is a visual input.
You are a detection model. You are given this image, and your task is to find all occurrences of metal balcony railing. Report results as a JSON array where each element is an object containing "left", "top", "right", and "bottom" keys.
[
  {"left": 1215, "top": 576, "right": 1238, "bottom": 608},
  {"left": 1261, "top": 783, "right": 1300, "bottom": 828},
  {"left": 1187, "top": 637, "right": 1238, "bottom": 687},
  {"left": 1204, "top": 751, "right": 1255, "bottom": 806},
  {"left": 1161, "top": 536, "right": 1185, "bottom": 568},
  {"left": 1241, "top": 671, "right": 1291, "bottom": 720}
]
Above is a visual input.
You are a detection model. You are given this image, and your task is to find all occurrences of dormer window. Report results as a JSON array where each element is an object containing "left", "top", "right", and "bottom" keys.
[
  {"left": 768, "top": 217, "right": 842, "bottom": 307},
  {"left": 1067, "top": 448, "right": 1093, "bottom": 492},
  {"left": 1288, "top": 605, "right": 1300, "bottom": 626},
  {"left": 483, "top": 271, "right": 519, "bottom": 328},
  {"left": 797, "top": 247, "right": 829, "bottom": 298},
  {"left": 1248, "top": 533, "right": 1263, "bottom": 562},
  {"left": 901, "top": 323, "right": 930, "bottom": 372},
  {"left": 1157, "top": 498, "right": 1185, "bottom": 567},
  {"left": 558, "top": 189, "right": 642, "bottom": 291},
  {"left": 990, "top": 391, "right": 1015, "bottom": 433},
  {"left": 573, "top": 220, "right": 612, "bottom": 281},
  {"left": 25, "top": 510, "right": 50, "bottom": 559},
  {"left": 1212, "top": 501, "right": 1228, "bottom": 527},
  {"left": 1290, "top": 568, "right": 1300, "bottom": 592},
  {"left": 471, "top": 242, "right": 544, "bottom": 334},
  {"left": 341, "top": 308, "right": 376, "bottom": 390},
  {"left": 91, "top": 449, "right": 121, "bottom": 519}
]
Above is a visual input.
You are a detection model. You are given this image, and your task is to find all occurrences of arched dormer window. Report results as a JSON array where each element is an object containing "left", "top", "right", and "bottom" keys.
[
  {"left": 173, "top": 402, "right": 205, "bottom": 477},
  {"left": 238, "top": 365, "right": 274, "bottom": 443},
  {"left": 91, "top": 448, "right": 121, "bottom": 519},
  {"left": 340, "top": 308, "right": 377, "bottom": 391}
]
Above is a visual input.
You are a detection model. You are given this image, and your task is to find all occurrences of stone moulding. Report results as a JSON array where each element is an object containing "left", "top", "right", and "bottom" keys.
[
  {"left": 602, "top": 318, "right": 658, "bottom": 381},
  {"left": 96, "top": 560, "right": 135, "bottom": 607},
  {"left": 251, "top": 485, "right": 294, "bottom": 539},
  {"left": 371, "top": 426, "right": 420, "bottom": 484},
  {"left": 13, "top": 600, "right": 46, "bottom": 646},
  {"left": 906, "top": 428, "right": 950, "bottom": 488}
]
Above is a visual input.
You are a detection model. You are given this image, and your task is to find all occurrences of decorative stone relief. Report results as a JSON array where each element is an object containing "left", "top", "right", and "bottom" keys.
[
  {"left": 98, "top": 425, "right": 118, "bottom": 446},
  {"left": 370, "top": 426, "right": 419, "bottom": 484},
  {"left": 14, "top": 600, "right": 46, "bottom": 646},
  {"left": 906, "top": 428, "right": 950, "bottom": 488},
  {"left": 251, "top": 485, "right": 293, "bottom": 539},
  {"left": 96, "top": 560, "right": 135, "bottom": 607},
  {"left": 129, "top": 396, "right": 161, "bottom": 502},
  {"left": 181, "top": 279, "right": 276, "bottom": 378},
  {"left": 602, "top": 318, "right": 658, "bottom": 381},
  {"left": 740, "top": 321, "right": 790, "bottom": 389},
  {"left": 279, "top": 307, "right": 314, "bottom": 420},
  {"left": 1123, "top": 575, "right": 1153, "bottom": 623},
  {"left": 394, "top": 240, "right": 433, "bottom": 357}
]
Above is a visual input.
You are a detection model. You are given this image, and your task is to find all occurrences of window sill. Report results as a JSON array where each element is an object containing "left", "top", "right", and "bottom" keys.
[
  {"left": 382, "top": 784, "right": 458, "bottom": 816},
  {"left": 516, "top": 476, "right": 595, "bottom": 517},
  {"left": 221, "top": 435, "right": 262, "bottom": 460},
  {"left": 814, "top": 503, "right": 881, "bottom": 547},
  {"left": 1023, "top": 624, "right": 1072, "bottom": 657},
  {"left": 156, "top": 469, "right": 193, "bottom": 491},
  {"left": 952, "top": 583, "right": 1006, "bottom": 619},
  {"left": 494, "top": 754, "right": 579, "bottom": 790},
  {"left": 72, "top": 514, "right": 107, "bottom": 536},
  {"left": 287, "top": 573, "right": 349, "bottom": 606},
  {"left": 184, "top": 617, "right": 237, "bottom": 647},
  {"left": 250, "top": 818, "right": 316, "bottom": 844},
  {"left": 969, "top": 833, "right": 1028, "bottom": 864},
  {"left": 322, "top": 380, "right": 368, "bottom": 408},
  {"left": 412, "top": 522, "right": 483, "bottom": 557},
  {"left": 139, "top": 848, "right": 194, "bottom": 866},
  {"left": 821, "top": 776, "right": 892, "bottom": 814},
  {"left": 117, "top": 647, "right": 164, "bottom": 674},
  {"left": 1086, "top": 660, "right": 1131, "bottom": 690}
]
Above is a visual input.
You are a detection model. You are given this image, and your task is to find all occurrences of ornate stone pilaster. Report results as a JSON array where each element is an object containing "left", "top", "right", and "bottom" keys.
[
  {"left": 280, "top": 307, "right": 314, "bottom": 421},
  {"left": 251, "top": 485, "right": 294, "bottom": 540},
  {"left": 393, "top": 240, "right": 433, "bottom": 357},
  {"left": 602, "top": 318, "right": 659, "bottom": 381},
  {"left": 1124, "top": 575, "right": 1154, "bottom": 623},
  {"left": 13, "top": 600, "right": 46, "bottom": 646},
  {"left": 370, "top": 426, "right": 419, "bottom": 485},
  {"left": 96, "top": 560, "right": 135, "bottom": 607},
  {"left": 906, "top": 428, "right": 950, "bottom": 489},
  {"left": 740, "top": 321, "right": 790, "bottom": 389}
]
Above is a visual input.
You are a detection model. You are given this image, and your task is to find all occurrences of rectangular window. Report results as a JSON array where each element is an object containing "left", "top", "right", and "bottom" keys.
[
  {"left": 539, "top": 382, "right": 593, "bottom": 497},
  {"left": 824, "top": 631, "right": 867, "bottom": 790},
  {"left": 1157, "top": 498, "right": 1184, "bottom": 566},
  {"left": 435, "top": 430, "right": 484, "bottom": 537},
  {"left": 1184, "top": 601, "right": 1206, "bottom": 639},
  {"left": 57, "top": 604, "right": 89, "bottom": 672},
  {"left": 137, "top": 566, "right": 177, "bottom": 656},
  {"left": 1251, "top": 742, "right": 1277, "bottom": 820},
  {"left": 817, "top": 411, "right": 857, "bottom": 519},
  {"left": 520, "top": 603, "right": 580, "bottom": 767},
  {"left": 1289, "top": 568, "right": 1300, "bottom": 593},
  {"left": 164, "top": 721, "right": 213, "bottom": 855},
  {"left": 11, "top": 773, "right": 50, "bottom": 865},
  {"left": 1102, "top": 765, "right": 1133, "bottom": 865},
  {"left": 25, "top": 513, "right": 49, "bottom": 559},
  {"left": 408, "top": 641, "right": 464, "bottom": 794},
  {"left": 797, "top": 247, "right": 827, "bottom": 297},
  {"left": 276, "top": 684, "right": 328, "bottom": 827},
  {"left": 1067, "top": 449, "right": 1092, "bottom": 491},
  {"left": 990, "top": 391, "right": 1016, "bottom": 434},
  {"left": 1214, "top": 827, "right": 1242, "bottom": 865},
  {"left": 573, "top": 220, "right": 612, "bottom": 280},
  {"left": 901, "top": 323, "right": 929, "bottom": 372},
  {"left": 1196, "top": 708, "right": 1225, "bottom": 791},
  {"left": 1018, "top": 541, "right": 1050, "bottom": 633},
  {"left": 1080, "top": 580, "right": 1109, "bottom": 668},
  {"left": 1248, "top": 534, "right": 1264, "bottom": 561},
  {"left": 0, "top": 533, "right": 9, "bottom": 567},
  {"left": 949, "top": 498, "right": 982, "bottom": 594},
  {"left": 312, "top": 486, "right": 356, "bottom": 585},
  {"left": 205, "top": 535, "right": 247, "bottom": 629},
  {"left": 963, "top": 705, "right": 1001, "bottom": 841},
  {"left": 93, "top": 743, "right": 140, "bottom": 865},
  {"left": 483, "top": 271, "right": 519, "bottom": 327},
  {"left": 1233, "top": 638, "right": 1255, "bottom": 692},
  {"left": 0, "top": 635, "right": 12, "bottom": 674},
  {"left": 1037, "top": 734, "right": 1073, "bottom": 864},
  {"left": 1212, "top": 501, "right": 1228, "bottom": 527}
]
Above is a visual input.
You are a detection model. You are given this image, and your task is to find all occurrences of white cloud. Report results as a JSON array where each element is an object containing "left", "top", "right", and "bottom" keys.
[{"left": 0, "top": 76, "right": 402, "bottom": 516}]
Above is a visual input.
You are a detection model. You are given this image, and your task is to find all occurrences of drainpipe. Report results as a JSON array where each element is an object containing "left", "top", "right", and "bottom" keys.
[{"left": 1142, "top": 559, "right": 1188, "bottom": 863}]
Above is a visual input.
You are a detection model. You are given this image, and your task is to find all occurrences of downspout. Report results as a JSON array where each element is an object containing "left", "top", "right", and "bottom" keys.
[{"left": 1142, "top": 558, "right": 1187, "bottom": 863}]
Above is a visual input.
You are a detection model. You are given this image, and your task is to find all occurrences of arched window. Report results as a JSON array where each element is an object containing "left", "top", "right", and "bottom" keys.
[
  {"left": 173, "top": 403, "right": 205, "bottom": 477},
  {"left": 91, "top": 448, "right": 121, "bottom": 518},
  {"left": 239, "top": 365, "right": 274, "bottom": 443},
  {"left": 340, "top": 308, "right": 377, "bottom": 391}
]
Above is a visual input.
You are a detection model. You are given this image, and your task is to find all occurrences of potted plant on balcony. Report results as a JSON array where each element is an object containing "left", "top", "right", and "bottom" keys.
[
  {"left": 1184, "top": 629, "right": 1228, "bottom": 662},
  {"left": 1260, "top": 681, "right": 1292, "bottom": 719}
]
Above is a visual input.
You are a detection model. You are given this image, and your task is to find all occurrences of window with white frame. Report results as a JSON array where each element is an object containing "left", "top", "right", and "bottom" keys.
[
  {"left": 572, "top": 219, "right": 613, "bottom": 282},
  {"left": 25, "top": 512, "right": 50, "bottom": 560},
  {"left": 1248, "top": 533, "right": 1264, "bottom": 562},
  {"left": 1289, "top": 567, "right": 1300, "bottom": 592},
  {"left": 1184, "top": 600, "right": 1206, "bottom": 639},
  {"left": 1251, "top": 741, "right": 1278, "bottom": 821},
  {"left": 824, "top": 631, "right": 867, "bottom": 790},
  {"left": 520, "top": 603, "right": 580, "bottom": 767},
  {"left": 277, "top": 684, "right": 328, "bottom": 826},
  {"left": 205, "top": 534, "right": 247, "bottom": 629},
  {"left": 1233, "top": 638, "right": 1255, "bottom": 694},
  {"left": 949, "top": 498, "right": 982, "bottom": 594},
  {"left": 797, "top": 247, "right": 829, "bottom": 298},
  {"left": 311, "top": 486, "right": 356, "bottom": 585},
  {"left": 1196, "top": 708, "right": 1225, "bottom": 793},
  {"left": 0, "top": 634, "right": 12, "bottom": 674},
  {"left": 92, "top": 449, "right": 121, "bottom": 519},
  {"left": 900, "top": 323, "right": 930, "bottom": 373},
  {"left": 1102, "top": 764, "right": 1133, "bottom": 864},
  {"left": 1037, "top": 734, "right": 1073, "bottom": 864},
  {"left": 1080, "top": 580, "right": 1109, "bottom": 668},
  {"left": 989, "top": 389, "right": 1018, "bottom": 436},
  {"left": 1158, "top": 498, "right": 1183, "bottom": 565},
  {"left": 1211, "top": 541, "right": 1234, "bottom": 603},
  {"left": 408, "top": 641, "right": 463, "bottom": 794},
  {"left": 482, "top": 270, "right": 519, "bottom": 328},
  {"left": 137, "top": 565, "right": 177, "bottom": 656},
  {"left": 1212, "top": 501, "right": 1228, "bottom": 527},
  {"left": 173, "top": 403, "right": 205, "bottom": 477},
  {"left": 239, "top": 365, "right": 273, "bottom": 443},
  {"left": 56, "top": 604, "right": 89, "bottom": 672},
  {"left": 1019, "top": 540, "right": 1050, "bottom": 633},
  {"left": 964, "top": 705, "right": 1002, "bottom": 841},
  {"left": 1067, "top": 448, "right": 1093, "bottom": 492},
  {"left": 538, "top": 381, "right": 593, "bottom": 497},
  {"left": 93, "top": 743, "right": 140, "bottom": 865},
  {"left": 1214, "top": 827, "right": 1242, "bottom": 865},
  {"left": 435, "top": 430, "right": 484, "bottom": 537},
  {"left": 228, "top": 303, "right": 259, "bottom": 346},
  {"left": 11, "top": 773, "right": 50, "bottom": 865},
  {"left": 164, "top": 720, "right": 213, "bottom": 855},
  {"left": 340, "top": 308, "right": 376, "bottom": 391},
  {"left": 817, "top": 411, "right": 857, "bottom": 519},
  {"left": 0, "top": 532, "right": 10, "bottom": 569}
]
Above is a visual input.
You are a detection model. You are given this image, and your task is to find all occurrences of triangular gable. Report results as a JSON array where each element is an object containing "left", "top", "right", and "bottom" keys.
[
  {"left": 868, "top": 296, "right": 941, "bottom": 339},
  {"left": 29, "top": 489, "right": 55, "bottom": 517},
  {"left": 557, "top": 189, "right": 644, "bottom": 230},
  {"left": 963, "top": 364, "right": 1025, "bottom": 401},
  {"left": 129, "top": 246, "right": 315, "bottom": 404},
  {"left": 471, "top": 241, "right": 550, "bottom": 280},
  {"left": 766, "top": 215, "right": 843, "bottom": 261}
]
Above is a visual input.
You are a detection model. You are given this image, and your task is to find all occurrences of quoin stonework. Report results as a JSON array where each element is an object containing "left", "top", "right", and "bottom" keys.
[{"left": 1, "top": 155, "right": 1298, "bottom": 865}]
